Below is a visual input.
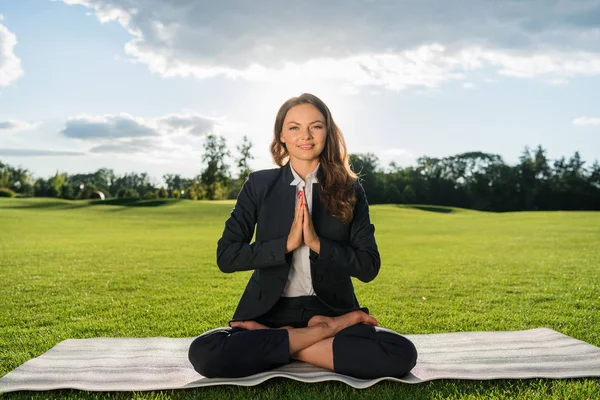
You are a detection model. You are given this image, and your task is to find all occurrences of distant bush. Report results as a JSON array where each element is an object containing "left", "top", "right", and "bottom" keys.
[
  {"left": 171, "top": 189, "right": 181, "bottom": 199},
  {"left": 117, "top": 188, "right": 140, "bottom": 199},
  {"left": 157, "top": 188, "right": 168, "bottom": 198},
  {"left": 143, "top": 191, "right": 157, "bottom": 199},
  {"left": 77, "top": 183, "right": 99, "bottom": 200},
  {"left": 61, "top": 183, "right": 75, "bottom": 200},
  {"left": 0, "top": 188, "right": 16, "bottom": 198}
]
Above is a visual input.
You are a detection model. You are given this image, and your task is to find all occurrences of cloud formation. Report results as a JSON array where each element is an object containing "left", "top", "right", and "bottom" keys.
[
  {"left": 56, "top": 0, "right": 600, "bottom": 91},
  {"left": 0, "top": 148, "right": 85, "bottom": 157},
  {"left": 0, "top": 15, "right": 23, "bottom": 87},
  {"left": 0, "top": 119, "right": 38, "bottom": 131},
  {"left": 61, "top": 114, "right": 159, "bottom": 139},
  {"left": 58, "top": 112, "right": 219, "bottom": 156},
  {"left": 89, "top": 138, "right": 159, "bottom": 153},
  {"left": 573, "top": 117, "right": 600, "bottom": 126}
]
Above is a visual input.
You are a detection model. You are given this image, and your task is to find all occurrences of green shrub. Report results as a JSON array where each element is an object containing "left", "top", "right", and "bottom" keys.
[
  {"left": 0, "top": 188, "right": 16, "bottom": 198},
  {"left": 157, "top": 188, "right": 168, "bottom": 199},
  {"left": 118, "top": 188, "right": 140, "bottom": 199},
  {"left": 171, "top": 189, "right": 181, "bottom": 199},
  {"left": 143, "top": 191, "right": 157, "bottom": 199}
]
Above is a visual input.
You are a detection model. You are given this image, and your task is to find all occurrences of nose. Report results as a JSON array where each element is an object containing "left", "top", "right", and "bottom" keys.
[{"left": 302, "top": 127, "right": 313, "bottom": 139}]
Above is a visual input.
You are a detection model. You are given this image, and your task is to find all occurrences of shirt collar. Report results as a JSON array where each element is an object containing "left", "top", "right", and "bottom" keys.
[{"left": 289, "top": 162, "right": 320, "bottom": 186}]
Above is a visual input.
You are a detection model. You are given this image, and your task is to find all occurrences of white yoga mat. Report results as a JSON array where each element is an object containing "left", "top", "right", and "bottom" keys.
[{"left": 1, "top": 327, "right": 599, "bottom": 393}]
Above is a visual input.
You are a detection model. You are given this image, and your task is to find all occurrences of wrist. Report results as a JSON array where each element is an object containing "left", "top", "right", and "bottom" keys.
[{"left": 309, "top": 237, "right": 321, "bottom": 254}]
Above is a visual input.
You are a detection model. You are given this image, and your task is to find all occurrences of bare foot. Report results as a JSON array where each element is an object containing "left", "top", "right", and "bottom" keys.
[
  {"left": 308, "top": 311, "right": 378, "bottom": 335},
  {"left": 230, "top": 320, "right": 271, "bottom": 330}
]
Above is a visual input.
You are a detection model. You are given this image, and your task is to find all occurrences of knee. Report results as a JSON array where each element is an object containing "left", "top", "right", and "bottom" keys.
[
  {"left": 188, "top": 331, "right": 230, "bottom": 378},
  {"left": 382, "top": 334, "right": 418, "bottom": 377},
  {"left": 333, "top": 329, "right": 418, "bottom": 379}
]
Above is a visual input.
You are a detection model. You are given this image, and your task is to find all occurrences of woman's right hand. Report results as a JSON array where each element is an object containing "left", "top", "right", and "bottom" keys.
[{"left": 286, "top": 190, "right": 304, "bottom": 253}]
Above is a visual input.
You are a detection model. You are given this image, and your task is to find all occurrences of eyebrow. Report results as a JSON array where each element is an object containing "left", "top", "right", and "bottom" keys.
[{"left": 286, "top": 120, "right": 324, "bottom": 125}]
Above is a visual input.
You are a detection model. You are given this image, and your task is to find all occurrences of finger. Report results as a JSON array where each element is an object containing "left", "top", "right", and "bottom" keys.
[
  {"left": 295, "top": 192, "right": 303, "bottom": 220},
  {"left": 295, "top": 191, "right": 301, "bottom": 211},
  {"left": 303, "top": 200, "right": 310, "bottom": 224},
  {"left": 302, "top": 203, "right": 308, "bottom": 227}
]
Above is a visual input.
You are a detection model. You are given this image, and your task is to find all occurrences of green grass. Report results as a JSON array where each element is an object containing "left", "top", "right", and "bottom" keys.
[{"left": 0, "top": 197, "right": 599, "bottom": 400}]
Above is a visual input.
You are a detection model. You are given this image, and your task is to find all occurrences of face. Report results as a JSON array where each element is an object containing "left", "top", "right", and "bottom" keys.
[{"left": 280, "top": 103, "right": 327, "bottom": 163}]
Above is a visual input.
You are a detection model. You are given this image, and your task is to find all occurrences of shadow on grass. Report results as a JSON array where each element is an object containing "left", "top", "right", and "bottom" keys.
[
  {"left": 1, "top": 200, "right": 88, "bottom": 210},
  {"left": 399, "top": 204, "right": 455, "bottom": 214},
  {"left": 87, "top": 198, "right": 179, "bottom": 207},
  {"left": 0, "top": 197, "right": 180, "bottom": 210}
]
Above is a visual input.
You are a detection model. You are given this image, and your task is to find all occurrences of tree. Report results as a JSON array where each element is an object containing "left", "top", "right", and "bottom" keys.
[
  {"left": 47, "top": 172, "right": 67, "bottom": 198},
  {"left": 0, "top": 165, "right": 9, "bottom": 188},
  {"left": 349, "top": 153, "right": 385, "bottom": 203},
  {"left": 61, "top": 183, "right": 75, "bottom": 200},
  {"left": 201, "top": 134, "right": 231, "bottom": 200},
  {"left": 235, "top": 135, "right": 254, "bottom": 182},
  {"left": 163, "top": 174, "right": 185, "bottom": 194}
]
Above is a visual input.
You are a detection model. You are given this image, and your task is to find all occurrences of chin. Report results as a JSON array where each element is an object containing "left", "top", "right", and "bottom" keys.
[{"left": 294, "top": 153, "right": 320, "bottom": 161}]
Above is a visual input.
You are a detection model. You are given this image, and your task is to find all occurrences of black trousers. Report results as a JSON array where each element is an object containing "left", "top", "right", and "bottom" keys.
[{"left": 188, "top": 296, "right": 417, "bottom": 379}]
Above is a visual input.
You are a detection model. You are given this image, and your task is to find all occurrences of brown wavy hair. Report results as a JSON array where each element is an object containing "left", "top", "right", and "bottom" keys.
[{"left": 270, "top": 93, "right": 358, "bottom": 224}]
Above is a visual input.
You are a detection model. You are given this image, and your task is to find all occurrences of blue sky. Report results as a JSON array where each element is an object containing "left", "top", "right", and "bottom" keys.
[{"left": 1, "top": 0, "right": 600, "bottom": 184}]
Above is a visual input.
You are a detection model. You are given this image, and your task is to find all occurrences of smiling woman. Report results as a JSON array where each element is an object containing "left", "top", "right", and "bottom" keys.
[{"left": 187, "top": 92, "right": 417, "bottom": 380}]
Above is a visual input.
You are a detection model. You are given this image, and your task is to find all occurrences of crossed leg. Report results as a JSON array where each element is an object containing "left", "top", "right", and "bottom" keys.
[
  {"left": 188, "top": 311, "right": 417, "bottom": 379},
  {"left": 230, "top": 311, "right": 378, "bottom": 370}
]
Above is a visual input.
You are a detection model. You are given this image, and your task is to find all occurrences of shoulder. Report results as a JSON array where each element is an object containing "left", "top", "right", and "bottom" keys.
[
  {"left": 247, "top": 167, "right": 283, "bottom": 196},
  {"left": 353, "top": 177, "right": 367, "bottom": 197},
  {"left": 352, "top": 178, "right": 370, "bottom": 210},
  {"left": 249, "top": 167, "right": 280, "bottom": 181}
]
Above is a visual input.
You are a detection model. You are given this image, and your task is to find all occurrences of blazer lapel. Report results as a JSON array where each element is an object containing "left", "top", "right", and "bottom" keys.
[
  {"left": 278, "top": 161, "right": 298, "bottom": 237},
  {"left": 311, "top": 183, "right": 323, "bottom": 234}
]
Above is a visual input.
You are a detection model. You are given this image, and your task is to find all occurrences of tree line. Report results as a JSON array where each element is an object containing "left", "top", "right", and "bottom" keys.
[{"left": 1, "top": 139, "right": 599, "bottom": 211}]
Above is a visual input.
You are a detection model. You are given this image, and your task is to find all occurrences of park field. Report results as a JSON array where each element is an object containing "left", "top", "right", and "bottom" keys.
[{"left": 0, "top": 197, "right": 599, "bottom": 400}]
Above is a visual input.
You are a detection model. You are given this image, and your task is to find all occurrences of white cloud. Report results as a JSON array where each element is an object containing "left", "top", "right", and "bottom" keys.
[
  {"left": 61, "top": 113, "right": 159, "bottom": 139},
  {"left": 0, "top": 16, "right": 23, "bottom": 87},
  {"left": 54, "top": 0, "right": 600, "bottom": 92},
  {"left": 57, "top": 112, "right": 225, "bottom": 159},
  {"left": 573, "top": 117, "right": 600, "bottom": 126},
  {"left": 61, "top": 112, "right": 219, "bottom": 140},
  {"left": 0, "top": 119, "right": 39, "bottom": 132},
  {"left": 0, "top": 148, "right": 85, "bottom": 157},
  {"left": 381, "top": 148, "right": 416, "bottom": 159}
]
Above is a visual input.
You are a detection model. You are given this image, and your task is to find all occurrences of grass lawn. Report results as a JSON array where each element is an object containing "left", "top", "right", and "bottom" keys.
[{"left": 0, "top": 197, "right": 598, "bottom": 399}]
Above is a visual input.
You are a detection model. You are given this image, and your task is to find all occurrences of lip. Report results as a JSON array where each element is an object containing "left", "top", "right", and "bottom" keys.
[{"left": 298, "top": 144, "right": 315, "bottom": 150}]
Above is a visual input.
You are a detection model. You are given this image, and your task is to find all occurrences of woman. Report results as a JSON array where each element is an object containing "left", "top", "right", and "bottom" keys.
[{"left": 188, "top": 93, "right": 417, "bottom": 379}]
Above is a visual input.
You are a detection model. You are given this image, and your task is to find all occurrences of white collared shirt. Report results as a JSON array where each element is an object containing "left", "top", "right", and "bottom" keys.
[{"left": 281, "top": 162, "right": 320, "bottom": 297}]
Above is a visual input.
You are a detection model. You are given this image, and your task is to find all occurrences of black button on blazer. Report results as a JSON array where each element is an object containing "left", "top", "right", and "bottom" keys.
[{"left": 216, "top": 160, "right": 381, "bottom": 322}]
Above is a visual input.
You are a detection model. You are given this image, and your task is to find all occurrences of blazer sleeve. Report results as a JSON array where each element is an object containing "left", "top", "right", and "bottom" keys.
[
  {"left": 216, "top": 172, "right": 292, "bottom": 273},
  {"left": 309, "top": 181, "right": 381, "bottom": 282}
]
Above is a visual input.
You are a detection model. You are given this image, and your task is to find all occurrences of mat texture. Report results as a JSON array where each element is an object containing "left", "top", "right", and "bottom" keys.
[{"left": 1, "top": 327, "right": 599, "bottom": 392}]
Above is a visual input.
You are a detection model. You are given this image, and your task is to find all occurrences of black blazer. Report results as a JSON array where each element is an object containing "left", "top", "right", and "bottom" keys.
[{"left": 216, "top": 160, "right": 381, "bottom": 322}]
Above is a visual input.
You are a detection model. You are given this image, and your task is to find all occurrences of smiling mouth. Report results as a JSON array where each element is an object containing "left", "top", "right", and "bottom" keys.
[{"left": 298, "top": 144, "right": 315, "bottom": 150}]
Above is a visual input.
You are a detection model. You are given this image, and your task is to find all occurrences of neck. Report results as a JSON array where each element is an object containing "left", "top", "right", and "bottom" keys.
[{"left": 289, "top": 157, "right": 319, "bottom": 181}]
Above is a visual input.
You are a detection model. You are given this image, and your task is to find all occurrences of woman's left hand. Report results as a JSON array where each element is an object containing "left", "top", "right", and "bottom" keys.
[{"left": 302, "top": 188, "right": 320, "bottom": 253}]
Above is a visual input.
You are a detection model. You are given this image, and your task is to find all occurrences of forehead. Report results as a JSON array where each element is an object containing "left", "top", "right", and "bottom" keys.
[{"left": 284, "top": 104, "right": 325, "bottom": 122}]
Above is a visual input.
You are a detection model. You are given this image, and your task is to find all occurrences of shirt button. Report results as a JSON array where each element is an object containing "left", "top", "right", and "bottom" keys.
[{"left": 315, "top": 276, "right": 322, "bottom": 282}]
